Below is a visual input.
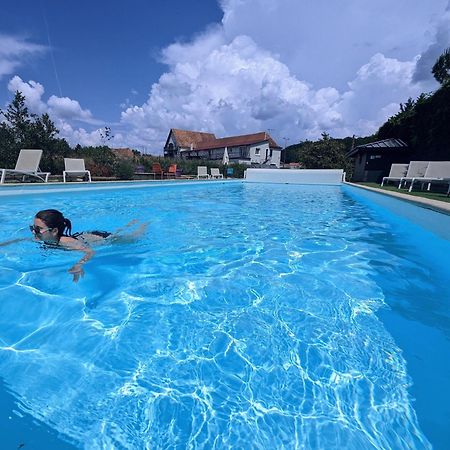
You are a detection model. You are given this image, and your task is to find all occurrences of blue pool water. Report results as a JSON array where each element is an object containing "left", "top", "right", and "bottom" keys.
[{"left": 0, "top": 183, "right": 449, "bottom": 449}]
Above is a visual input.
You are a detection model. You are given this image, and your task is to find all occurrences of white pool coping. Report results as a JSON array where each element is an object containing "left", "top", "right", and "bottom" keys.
[{"left": 0, "top": 178, "right": 242, "bottom": 196}]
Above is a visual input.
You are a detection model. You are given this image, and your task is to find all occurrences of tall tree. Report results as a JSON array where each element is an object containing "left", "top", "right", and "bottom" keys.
[
  {"left": 0, "top": 91, "right": 33, "bottom": 144},
  {"left": 30, "top": 113, "right": 60, "bottom": 146},
  {"left": 432, "top": 47, "right": 450, "bottom": 85},
  {"left": 286, "top": 133, "right": 353, "bottom": 175},
  {"left": 0, "top": 91, "right": 71, "bottom": 172}
]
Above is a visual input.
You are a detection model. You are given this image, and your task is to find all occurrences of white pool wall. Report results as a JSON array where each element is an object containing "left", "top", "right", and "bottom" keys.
[
  {"left": 343, "top": 183, "right": 450, "bottom": 241},
  {"left": 245, "top": 168, "right": 344, "bottom": 184}
]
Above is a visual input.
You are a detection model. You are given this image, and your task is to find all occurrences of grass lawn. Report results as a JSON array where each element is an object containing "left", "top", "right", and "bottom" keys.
[{"left": 355, "top": 182, "right": 450, "bottom": 203}]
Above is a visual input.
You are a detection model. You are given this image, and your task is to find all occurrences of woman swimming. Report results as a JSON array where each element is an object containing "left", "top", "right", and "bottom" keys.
[{"left": 1, "top": 209, "right": 147, "bottom": 283}]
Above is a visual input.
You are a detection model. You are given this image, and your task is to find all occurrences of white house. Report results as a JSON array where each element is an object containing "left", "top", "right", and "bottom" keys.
[{"left": 164, "top": 129, "right": 283, "bottom": 167}]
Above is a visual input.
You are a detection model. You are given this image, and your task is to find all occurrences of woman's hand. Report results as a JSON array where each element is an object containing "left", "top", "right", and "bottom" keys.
[
  {"left": 68, "top": 263, "right": 85, "bottom": 283},
  {"left": 65, "top": 247, "right": 93, "bottom": 283}
]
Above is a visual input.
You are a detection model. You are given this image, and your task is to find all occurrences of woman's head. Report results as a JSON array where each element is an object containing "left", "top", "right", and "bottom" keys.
[{"left": 31, "top": 209, "right": 72, "bottom": 242}]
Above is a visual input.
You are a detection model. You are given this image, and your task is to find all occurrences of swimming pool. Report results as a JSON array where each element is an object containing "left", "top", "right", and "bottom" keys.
[{"left": 0, "top": 182, "right": 449, "bottom": 449}]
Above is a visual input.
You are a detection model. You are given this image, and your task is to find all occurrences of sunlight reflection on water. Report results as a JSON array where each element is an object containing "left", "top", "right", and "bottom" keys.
[{"left": 1, "top": 183, "right": 448, "bottom": 449}]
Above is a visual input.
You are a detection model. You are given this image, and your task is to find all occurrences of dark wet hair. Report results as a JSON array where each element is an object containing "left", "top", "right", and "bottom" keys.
[{"left": 35, "top": 209, "right": 72, "bottom": 237}]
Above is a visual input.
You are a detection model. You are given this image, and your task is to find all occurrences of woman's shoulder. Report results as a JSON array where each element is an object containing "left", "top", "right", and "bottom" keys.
[{"left": 59, "top": 235, "right": 88, "bottom": 249}]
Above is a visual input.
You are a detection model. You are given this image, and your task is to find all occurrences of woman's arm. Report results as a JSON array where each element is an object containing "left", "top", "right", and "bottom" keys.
[
  {"left": 0, "top": 237, "right": 29, "bottom": 247},
  {"left": 67, "top": 247, "right": 94, "bottom": 283},
  {"left": 61, "top": 237, "right": 95, "bottom": 283}
]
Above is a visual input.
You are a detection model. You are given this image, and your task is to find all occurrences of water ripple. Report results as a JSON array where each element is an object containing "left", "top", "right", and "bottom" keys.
[{"left": 0, "top": 184, "right": 443, "bottom": 449}]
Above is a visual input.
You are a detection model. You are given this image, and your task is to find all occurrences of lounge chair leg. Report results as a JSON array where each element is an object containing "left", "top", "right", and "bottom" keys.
[{"left": 0, "top": 169, "right": 5, "bottom": 184}]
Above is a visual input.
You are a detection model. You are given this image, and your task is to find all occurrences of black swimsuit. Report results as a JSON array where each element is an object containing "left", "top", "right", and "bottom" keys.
[
  {"left": 72, "top": 231, "right": 112, "bottom": 239},
  {"left": 42, "top": 231, "right": 111, "bottom": 249}
]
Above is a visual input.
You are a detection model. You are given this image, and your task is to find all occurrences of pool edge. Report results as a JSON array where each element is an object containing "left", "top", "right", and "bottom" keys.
[{"left": 344, "top": 181, "right": 450, "bottom": 215}]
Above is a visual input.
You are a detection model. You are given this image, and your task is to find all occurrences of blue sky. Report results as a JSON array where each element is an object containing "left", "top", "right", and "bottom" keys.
[
  {"left": 0, "top": 0, "right": 222, "bottom": 122},
  {"left": 0, "top": 0, "right": 449, "bottom": 153}
]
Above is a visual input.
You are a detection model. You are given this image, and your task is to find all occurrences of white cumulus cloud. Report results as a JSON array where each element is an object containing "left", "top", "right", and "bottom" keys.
[
  {"left": 117, "top": 0, "right": 446, "bottom": 151},
  {"left": 8, "top": 75, "right": 47, "bottom": 115},
  {"left": 2, "top": 0, "right": 449, "bottom": 151},
  {"left": 0, "top": 34, "right": 46, "bottom": 80},
  {"left": 47, "top": 95, "right": 93, "bottom": 121},
  {"left": 5, "top": 76, "right": 104, "bottom": 146}
]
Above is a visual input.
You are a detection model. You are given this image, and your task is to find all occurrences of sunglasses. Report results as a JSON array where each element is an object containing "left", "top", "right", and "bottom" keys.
[{"left": 29, "top": 225, "right": 52, "bottom": 234}]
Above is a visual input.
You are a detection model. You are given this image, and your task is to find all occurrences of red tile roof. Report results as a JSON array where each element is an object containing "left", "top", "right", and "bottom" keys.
[
  {"left": 168, "top": 129, "right": 281, "bottom": 151},
  {"left": 170, "top": 129, "right": 216, "bottom": 148},
  {"left": 195, "top": 131, "right": 281, "bottom": 150},
  {"left": 112, "top": 148, "right": 136, "bottom": 158}
]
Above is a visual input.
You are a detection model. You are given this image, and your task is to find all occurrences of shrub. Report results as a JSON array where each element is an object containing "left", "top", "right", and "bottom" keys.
[{"left": 114, "top": 160, "right": 135, "bottom": 180}]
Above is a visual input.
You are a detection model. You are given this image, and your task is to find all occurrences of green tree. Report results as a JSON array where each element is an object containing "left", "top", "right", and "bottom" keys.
[
  {"left": 32, "top": 113, "right": 59, "bottom": 142},
  {"left": 0, "top": 91, "right": 33, "bottom": 145},
  {"left": 285, "top": 133, "right": 353, "bottom": 176},
  {"left": 0, "top": 91, "right": 71, "bottom": 172},
  {"left": 378, "top": 86, "right": 450, "bottom": 160},
  {"left": 0, "top": 123, "right": 15, "bottom": 167},
  {"left": 432, "top": 47, "right": 450, "bottom": 85}
]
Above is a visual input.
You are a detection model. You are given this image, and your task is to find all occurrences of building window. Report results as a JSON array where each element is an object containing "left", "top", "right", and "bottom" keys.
[
  {"left": 255, "top": 147, "right": 260, "bottom": 155},
  {"left": 239, "top": 146, "right": 249, "bottom": 158}
]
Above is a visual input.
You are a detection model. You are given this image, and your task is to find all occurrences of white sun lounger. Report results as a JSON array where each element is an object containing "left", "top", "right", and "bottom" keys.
[
  {"left": 63, "top": 158, "right": 91, "bottom": 182},
  {"left": 0, "top": 149, "right": 50, "bottom": 184},
  {"left": 409, "top": 161, "right": 450, "bottom": 192},
  {"left": 381, "top": 163, "right": 409, "bottom": 186},
  {"left": 197, "top": 166, "right": 211, "bottom": 179},
  {"left": 210, "top": 168, "right": 223, "bottom": 179},
  {"left": 397, "top": 161, "right": 430, "bottom": 188}
]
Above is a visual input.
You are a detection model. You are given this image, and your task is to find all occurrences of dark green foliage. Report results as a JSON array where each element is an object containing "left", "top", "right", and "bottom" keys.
[
  {"left": 0, "top": 91, "right": 33, "bottom": 145},
  {"left": 378, "top": 49, "right": 450, "bottom": 160},
  {"left": 0, "top": 123, "right": 16, "bottom": 168},
  {"left": 0, "top": 91, "right": 71, "bottom": 173},
  {"left": 284, "top": 133, "right": 354, "bottom": 176},
  {"left": 71, "top": 146, "right": 118, "bottom": 177},
  {"left": 432, "top": 47, "right": 450, "bottom": 85},
  {"left": 378, "top": 85, "right": 450, "bottom": 160},
  {"left": 115, "top": 160, "right": 135, "bottom": 180}
]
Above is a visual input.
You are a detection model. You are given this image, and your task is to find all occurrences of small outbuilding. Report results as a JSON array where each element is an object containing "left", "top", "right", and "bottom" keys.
[{"left": 346, "top": 138, "right": 411, "bottom": 182}]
